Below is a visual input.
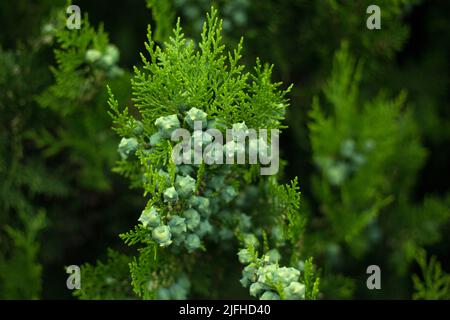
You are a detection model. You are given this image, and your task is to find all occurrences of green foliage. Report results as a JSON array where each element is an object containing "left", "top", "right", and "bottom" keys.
[
  {"left": 0, "top": 31, "right": 62, "bottom": 300},
  {"left": 379, "top": 1, "right": 450, "bottom": 146},
  {"left": 167, "top": 6, "right": 449, "bottom": 298},
  {"left": 121, "top": 12, "right": 290, "bottom": 132},
  {"left": 35, "top": 13, "right": 127, "bottom": 190},
  {"left": 0, "top": 211, "right": 46, "bottom": 299},
  {"left": 146, "top": 0, "right": 176, "bottom": 42},
  {"left": 302, "top": 41, "right": 450, "bottom": 299},
  {"left": 412, "top": 249, "right": 450, "bottom": 300},
  {"left": 1, "top": 2, "right": 136, "bottom": 300},
  {"left": 269, "top": 177, "right": 304, "bottom": 246},
  {"left": 386, "top": 195, "right": 450, "bottom": 273},
  {"left": 0, "top": 46, "right": 68, "bottom": 220},
  {"left": 302, "top": 257, "right": 320, "bottom": 300},
  {"left": 168, "top": 0, "right": 419, "bottom": 109},
  {"left": 0, "top": 0, "right": 65, "bottom": 46},
  {"left": 1, "top": 0, "right": 449, "bottom": 301},
  {"left": 128, "top": 245, "right": 159, "bottom": 299},
  {"left": 319, "top": 273, "right": 356, "bottom": 300}
]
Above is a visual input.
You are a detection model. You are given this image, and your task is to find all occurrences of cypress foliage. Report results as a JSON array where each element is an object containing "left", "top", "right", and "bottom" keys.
[{"left": 0, "top": 1, "right": 449, "bottom": 300}]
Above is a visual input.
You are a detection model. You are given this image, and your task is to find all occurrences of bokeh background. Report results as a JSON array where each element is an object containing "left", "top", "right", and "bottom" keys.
[{"left": 1, "top": 0, "right": 449, "bottom": 299}]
